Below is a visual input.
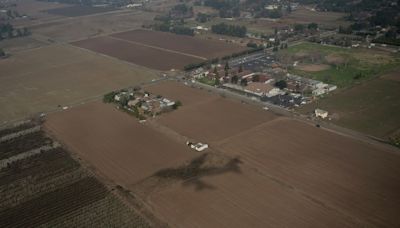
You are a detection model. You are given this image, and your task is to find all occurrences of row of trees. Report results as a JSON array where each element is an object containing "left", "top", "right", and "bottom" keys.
[
  {"left": 0, "top": 48, "right": 5, "bottom": 57},
  {"left": 0, "top": 23, "right": 30, "bottom": 40},
  {"left": 153, "top": 22, "right": 194, "bottom": 36},
  {"left": 211, "top": 23, "right": 247, "bottom": 37}
]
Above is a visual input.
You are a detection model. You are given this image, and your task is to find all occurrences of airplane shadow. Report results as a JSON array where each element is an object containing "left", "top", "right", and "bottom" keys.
[{"left": 154, "top": 153, "right": 243, "bottom": 191}]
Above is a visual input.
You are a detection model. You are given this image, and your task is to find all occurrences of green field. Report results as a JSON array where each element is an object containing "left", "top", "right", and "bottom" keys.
[
  {"left": 282, "top": 42, "right": 400, "bottom": 87},
  {"left": 299, "top": 76, "right": 400, "bottom": 140},
  {"left": 198, "top": 77, "right": 218, "bottom": 86}
]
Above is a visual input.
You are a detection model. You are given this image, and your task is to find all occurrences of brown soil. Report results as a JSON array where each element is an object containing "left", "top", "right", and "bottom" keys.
[
  {"left": 296, "top": 64, "right": 330, "bottom": 72},
  {"left": 72, "top": 36, "right": 204, "bottom": 70},
  {"left": 111, "top": 29, "right": 247, "bottom": 59},
  {"left": 382, "top": 70, "right": 400, "bottom": 82},
  {"left": 0, "top": 44, "right": 156, "bottom": 124},
  {"left": 44, "top": 101, "right": 195, "bottom": 188}
]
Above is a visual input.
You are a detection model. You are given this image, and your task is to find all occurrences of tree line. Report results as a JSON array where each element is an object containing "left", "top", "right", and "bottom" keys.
[
  {"left": 211, "top": 23, "right": 247, "bottom": 37},
  {"left": 0, "top": 23, "right": 30, "bottom": 40}
]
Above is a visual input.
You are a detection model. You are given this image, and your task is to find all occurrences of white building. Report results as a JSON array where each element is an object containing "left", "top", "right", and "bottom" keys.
[{"left": 315, "top": 109, "right": 328, "bottom": 119}]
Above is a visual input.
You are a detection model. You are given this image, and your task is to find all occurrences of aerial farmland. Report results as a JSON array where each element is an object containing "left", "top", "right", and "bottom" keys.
[
  {"left": 1, "top": 0, "right": 400, "bottom": 226},
  {"left": 40, "top": 81, "right": 400, "bottom": 228}
]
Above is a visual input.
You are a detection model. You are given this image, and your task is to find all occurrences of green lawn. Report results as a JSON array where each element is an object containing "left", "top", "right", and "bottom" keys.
[
  {"left": 198, "top": 77, "right": 217, "bottom": 86},
  {"left": 284, "top": 42, "right": 400, "bottom": 87},
  {"left": 298, "top": 77, "right": 400, "bottom": 139}
]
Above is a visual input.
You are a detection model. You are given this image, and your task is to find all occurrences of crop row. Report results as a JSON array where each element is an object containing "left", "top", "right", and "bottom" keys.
[
  {"left": 39, "top": 195, "right": 151, "bottom": 228},
  {"left": 0, "top": 131, "right": 52, "bottom": 160},
  {"left": 0, "top": 168, "right": 88, "bottom": 209},
  {"left": 0, "top": 177, "right": 108, "bottom": 227},
  {"left": 0, "top": 121, "right": 38, "bottom": 138},
  {"left": 0, "top": 148, "right": 80, "bottom": 187}
]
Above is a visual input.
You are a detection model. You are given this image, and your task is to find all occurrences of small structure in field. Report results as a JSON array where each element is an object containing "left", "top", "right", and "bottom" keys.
[
  {"left": 315, "top": 109, "right": 328, "bottom": 119},
  {"left": 186, "top": 141, "right": 209, "bottom": 152}
]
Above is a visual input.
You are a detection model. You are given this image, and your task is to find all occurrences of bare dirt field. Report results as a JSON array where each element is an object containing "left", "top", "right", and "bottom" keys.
[
  {"left": 215, "top": 118, "right": 400, "bottom": 228},
  {"left": 44, "top": 101, "right": 195, "bottom": 188},
  {"left": 146, "top": 117, "right": 400, "bottom": 228},
  {"left": 145, "top": 81, "right": 216, "bottom": 107},
  {"left": 40, "top": 80, "right": 400, "bottom": 227},
  {"left": 148, "top": 164, "right": 358, "bottom": 228},
  {"left": 10, "top": 0, "right": 70, "bottom": 21},
  {"left": 29, "top": 11, "right": 156, "bottom": 42},
  {"left": 72, "top": 36, "right": 203, "bottom": 70},
  {"left": 111, "top": 29, "right": 247, "bottom": 59},
  {"left": 157, "top": 97, "right": 276, "bottom": 142},
  {"left": 46, "top": 5, "right": 117, "bottom": 17},
  {"left": 0, "top": 44, "right": 158, "bottom": 124},
  {"left": 382, "top": 70, "right": 400, "bottom": 82},
  {"left": 0, "top": 36, "right": 47, "bottom": 53},
  {"left": 146, "top": 81, "right": 277, "bottom": 142},
  {"left": 296, "top": 64, "right": 330, "bottom": 72},
  {"left": 284, "top": 6, "right": 350, "bottom": 28}
]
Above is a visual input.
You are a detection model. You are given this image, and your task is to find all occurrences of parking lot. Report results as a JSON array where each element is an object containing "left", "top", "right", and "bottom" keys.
[
  {"left": 229, "top": 51, "right": 275, "bottom": 72},
  {"left": 261, "top": 94, "right": 305, "bottom": 108}
]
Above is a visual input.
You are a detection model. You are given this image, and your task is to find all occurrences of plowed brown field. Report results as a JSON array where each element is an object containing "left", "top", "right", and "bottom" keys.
[
  {"left": 111, "top": 29, "right": 247, "bottom": 59},
  {"left": 44, "top": 81, "right": 400, "bottom": 228},
  {"left": 72, "top": 29, "right": 247, "bottom": 70},
  {"left": 44, "top": 101, "right": 195, "bottom": 187},
  {"left": 72, "top": 36, "right": 203, "bottom": 71}
]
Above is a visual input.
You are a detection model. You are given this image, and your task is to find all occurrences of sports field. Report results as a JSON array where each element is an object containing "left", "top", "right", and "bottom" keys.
[{"left": 282, "top": 42, "right": 400, "bottom": 87}]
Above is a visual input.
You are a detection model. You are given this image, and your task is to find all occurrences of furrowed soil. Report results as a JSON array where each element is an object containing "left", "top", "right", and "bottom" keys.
[
  {"left": 72, "top": 36, "right": 204, "bottom": 70},
  {"left": 0, "top": 44, "right": 157, "bottom": 124},
  {"left": 111, "top": 29, "right": 247, "bottom": 59},
  {"left": 44, "top": 101, "right": 195, "bottom": 187}
]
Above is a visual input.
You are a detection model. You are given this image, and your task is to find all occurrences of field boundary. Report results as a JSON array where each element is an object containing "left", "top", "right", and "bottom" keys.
[{"left": 108, "top": 36, "right": 207, "bottom": 61}]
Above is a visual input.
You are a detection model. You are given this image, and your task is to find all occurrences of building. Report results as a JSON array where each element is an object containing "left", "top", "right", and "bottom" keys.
[
  {"left": 315, "top": 109, "right": 328, "bottom": 119},
  {"left": 244, "top": 82, "right": 281, "bottom": 97}
]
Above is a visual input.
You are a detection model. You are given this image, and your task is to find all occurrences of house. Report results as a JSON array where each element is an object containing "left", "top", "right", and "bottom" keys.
[
  {"left": 244, "top": 83, "right": 281, "bottom": 97},
  {"left": 253, "top": 73, "right": 272, "bottom": 83},
  {"left": 160, "top": 98, "right": 175, "bottom": 108},
  {"left": 128, "top": 99, "right": 140, "bottom": 107},
  {"left": 238, "top": 70, "right": 254, "bottom": 80},
  {"left": 312, "top": 88, "right": 326, "bottom": 96},
  {"left": 315, "top": 109, "right": 328, "bottom": 119}
]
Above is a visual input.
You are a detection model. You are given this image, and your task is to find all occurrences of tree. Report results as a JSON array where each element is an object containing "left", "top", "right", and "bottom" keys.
[
  {"left": 23, "top": 27, "right": 30, "bottom": 36},
  {"left": 308, "top": 23, "right": 318, "bottom": 30},
  {"left": 275, "top": 80, "right": 287, "bottom": 89},
  {"left": 240, "top": 78, "right": 248, "bottom": 86},
  {"left": 238, "top": 64, "right": 243, "bottom": 73},
  {"left": 211, "top": 23, "right": 247, "bottom": 37},
  {"left": 173, "top": 100, "right": 182, "bottom": 109},
  {"left": 215, "top": 77, "right": 220, "bottom": 86},
  {"left": 294, "top": 24, "right": 305, "bottom": 32},
  {"left": 119, "top": 95, "right": 129, "bottom": 107},
  {"left": 213, "top": 66, "right": 218, "bottom": 75},
  {"left": 16, "top": 28, "right": 22, "bottom": 37},
  {"left": 224, "top": 62, "right": 230, "bottom": 71},
  {"left": 252, "top": 74, "right": 260, "bottom": 82},
  {"left": 231, "top": 75, "right": 239, "bottom": 84}
]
